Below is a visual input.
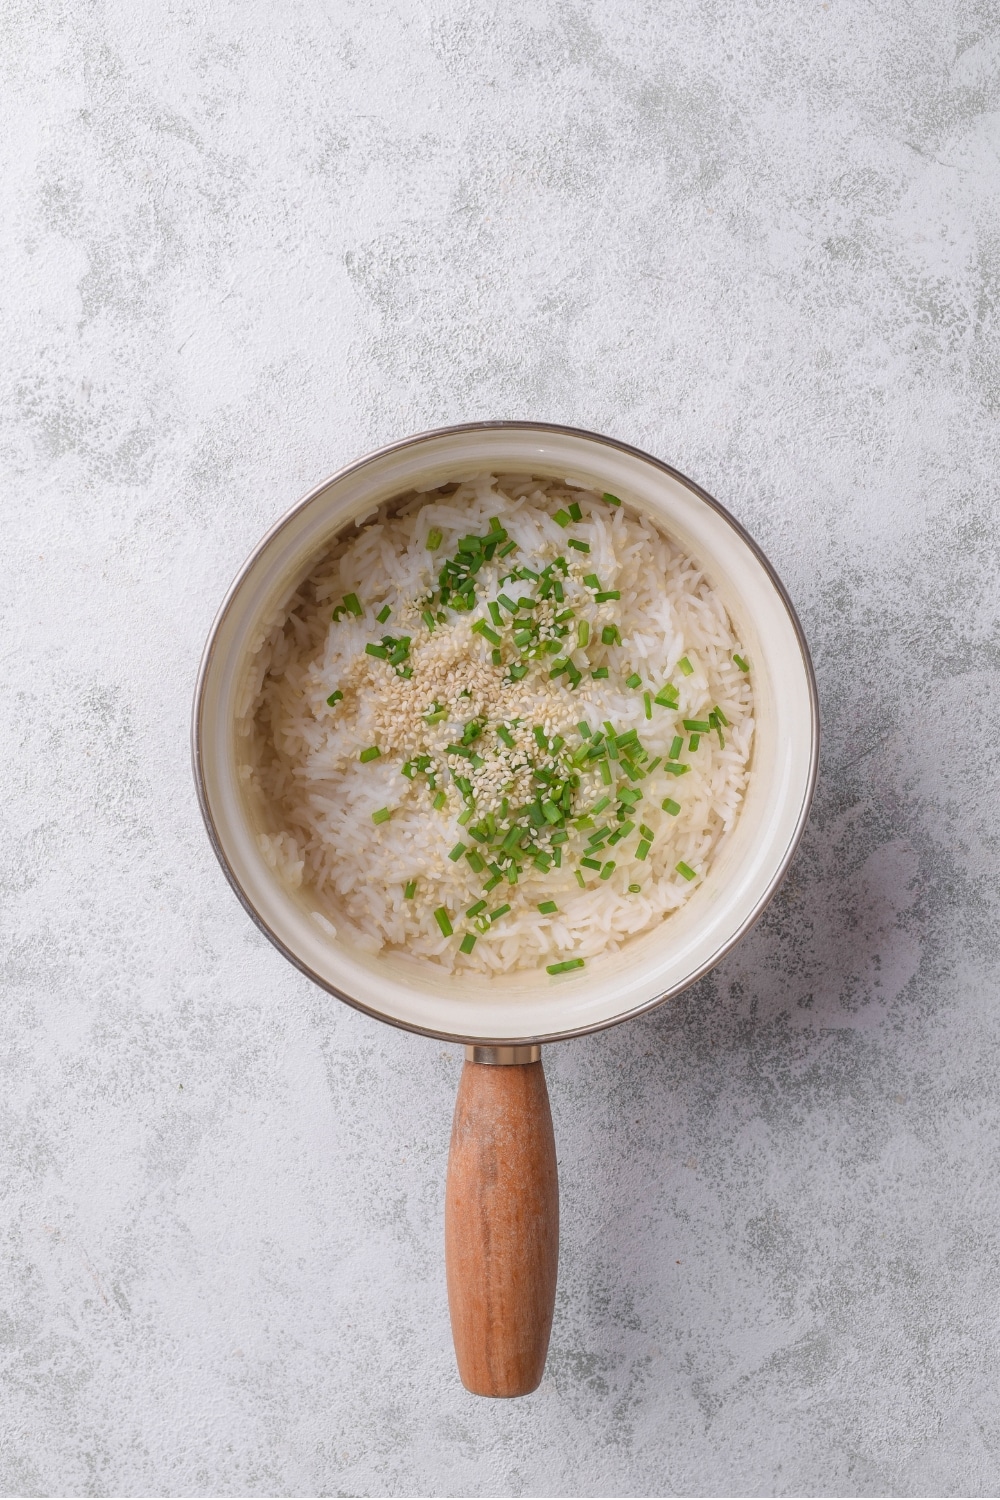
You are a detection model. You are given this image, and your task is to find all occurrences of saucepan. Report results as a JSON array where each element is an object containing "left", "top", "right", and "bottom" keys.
[{"left": 192, "top": 422, "right": 818, "bottom": 1397}]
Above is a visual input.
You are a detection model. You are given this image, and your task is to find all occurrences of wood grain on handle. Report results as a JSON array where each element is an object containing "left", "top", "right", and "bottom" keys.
[{"left": 445, "top": 1059, "right": 559, "bottom": 1397}]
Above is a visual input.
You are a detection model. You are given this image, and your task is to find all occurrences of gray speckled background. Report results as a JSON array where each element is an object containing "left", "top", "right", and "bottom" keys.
[{"left": 3, "top": 1, "right": 999, "bottom": 1495}]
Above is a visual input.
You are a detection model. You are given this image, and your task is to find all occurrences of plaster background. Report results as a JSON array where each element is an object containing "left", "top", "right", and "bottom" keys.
[{"left": 3, "top": 0, "right": 999, "bottom": 1495}]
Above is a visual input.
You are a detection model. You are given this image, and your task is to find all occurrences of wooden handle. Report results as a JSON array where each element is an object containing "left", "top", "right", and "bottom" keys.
[{"left": 445, "top": 1056, "right": 559, "bottom": 1397}]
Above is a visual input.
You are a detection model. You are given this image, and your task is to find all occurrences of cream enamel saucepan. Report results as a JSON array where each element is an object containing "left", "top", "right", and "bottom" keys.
[{"left": 193, "top": 422, "right": 818, "bottom": 1397}]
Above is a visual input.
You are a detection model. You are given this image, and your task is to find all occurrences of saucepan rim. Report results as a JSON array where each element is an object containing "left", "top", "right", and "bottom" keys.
[{"left": 192, "top": 421, "right": 820, "bottom": 1045}]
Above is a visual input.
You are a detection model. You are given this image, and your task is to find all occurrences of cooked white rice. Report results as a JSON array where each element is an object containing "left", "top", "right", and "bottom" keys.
[{"left": 240, "top": 473, "right": 754, "bottom": 975}]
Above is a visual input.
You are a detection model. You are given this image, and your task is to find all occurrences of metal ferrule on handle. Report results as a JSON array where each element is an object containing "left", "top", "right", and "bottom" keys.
[{"left": 465, "top": 1044, "right": 541, "bottom": 1065}]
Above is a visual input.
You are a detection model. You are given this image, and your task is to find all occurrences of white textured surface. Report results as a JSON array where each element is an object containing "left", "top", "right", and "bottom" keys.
[{"left": 3, "top": 2, "right": 999, "bottom": 1495}]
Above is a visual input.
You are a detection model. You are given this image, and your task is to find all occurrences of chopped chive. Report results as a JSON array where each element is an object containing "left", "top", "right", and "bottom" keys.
[
  {"left": 625, "top": 672, "right": 642, "bottom": 689},
  {"left": 598, "top": 861, "right": 614, "bottom": 881},
  {"left": 568, "top": 501, "right": 583, "bottom": 522},
  {"left": 433, "top": 791, "right": 447, "bottom": 809},
  {"left": 636, "top": 839, "right": 651, "bottom": 860},
  {"left": 592, "top": 666, "right": 609, "bottom": 679},
  {"left": 509, "top": 664, "right": 529, "bottom": 680},
  {"left": 654, "top": 686, "right": 678, "bottom": 708},
  {"left": 583, "top": 573, "right": 601, "bottom": 589},
  {"left": 459, "top": 933, "right": 477, "bottom": 955},
  {"left": 552, "top": 509, "right": 571, "bottom": 527},
  {"left": 734, "top": 653, "right": 749, "bottom": 672},
  {"left": 683, "top": 720, "right": 712, "bottom": 733},
  {"left": 580, "top": 856, "right": 601, "bottom": 871},
  {"left": 599, "top": 759, "right": 612, "bottom": 785},
  {"left": 365, "top": 642, "right": 388, "bottom": 659},
  {"left": 533, "top": 726, "right": 548, "bottom": 750},
  {"left": 591, "top": 795, "right": 611, "bottom": 815},
  {"left": 608, "top": 821, "right": 634, "bottom": 845},
  {"left": 434, "top": 907, "right": 453, "bottom": 936},
  {"left": 547, "top": 958, "right": 585, "bottom": 974},
  {"left": 541, "top": 801, "right": 562, "bottom": 825},
  {"left": 376, "top": 604, "right": 391, "bottom": 624},
  {"left": 488, "top": 600, "right": 502, "bottom": 627},
  {"left": 601, "top": 626, "right": 617, "bottom": 646},
  {"left": 473, "top": 621, "right": 502, "bottom": 646},
  {"left": 496, "top": 724, "right": 515, "bottom": 749},
  {"left": 662, "top": 797, "right": 681, "bottom": 816},
  {"left": 689, "top": 734, "right": 700, "bottom": 751},
  {"left": 359, "top": 746, "right": 381, "bottom": 763},
  {"left": 606, "top": 738, "right": 619, "bottom": 761},
  {"left": 343, "top": 593, "right": 362, "bottom": 617},
  {"left": 404, "top": 879, "right": 418, "bottom": 899},
  {"left": 538, "top": 900, "right": 558, "bottom": 914},
  {"left": 678, "top": 656, "right": 694, "bottom": 676},
  {"left": 489, "top": 904, "right": 511, "bottom": 922},
  {"left": 425, "top": 528, "right": 443, "bottom": 551},
  {"left": 664, "top": 762, "right": 690, "bottom": 776},
  {"left": 422, "top": 610, "right": 436, "bottom": 632},
  {"left": 713, "top": 705, "right": 730, "bottom": 727},
  {"left": 575, "top": 870, "right": 586, "bottom": 887},
  {"left": 492, "top": 648, "right": 502, "bottom": 667},
  {"left": 483, "top": 874, "right": 502, "bottom": 894},
  {"left": 639, "top": 823, "right": 654, "bottom": 840},
  {"left": 643, "top": 692, "right": 652, "bottom": 720},
  {"left": 676, "top": 861, "right": 697, "bottom": 881},
  {"left": 498, "top": 539, "right": 517, "bottom": 557},
  {"left": 577, "top": 720, "right": 592, "bottom": 738},
  {"left": 628, "top": 882, "right": 641, "bottom": 893},
  {"left": 497, "top": 593, "right": 517, "bottom": 613},
  {"left": 669, "top": 736, "right": 683, "bottom": 760},
  {"left": 372, "top": 807, "right": 391, "bottom": 825},
  {"left": 466, "top": 899, "right": 487, "bottom": 917},
  {"left": 466, "top": 851, "right": 486, "bottom": 873},
  {"left": 602, "top": 492, "right": 621, "bottom": 507},
  {"left": 595, "top": 590, "right": 620, "bottom": 603},
  {"left": 326, "top": 690, "right": 343, "bottom": 706},
  {"left": 568, "top": 538, "right": 590, "bottom": 553}
]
